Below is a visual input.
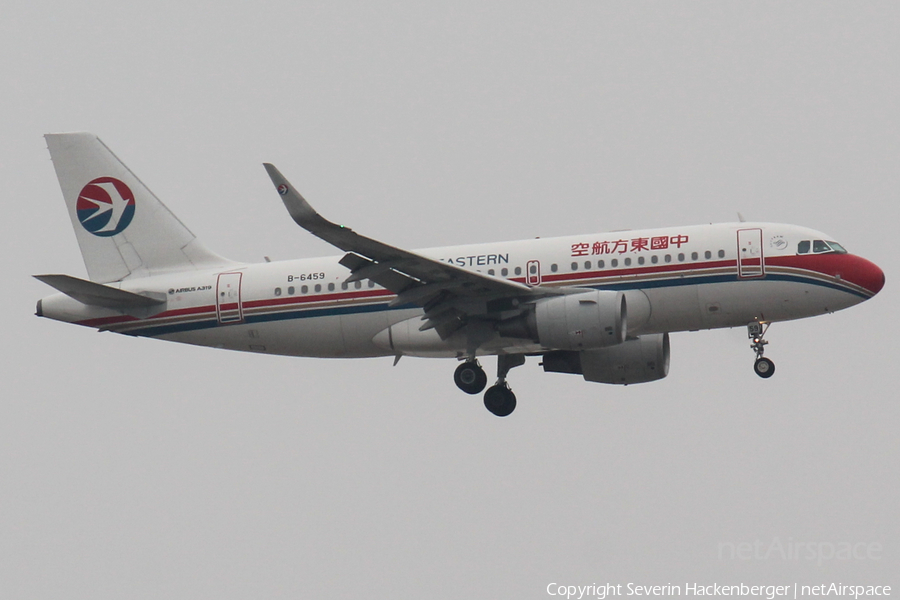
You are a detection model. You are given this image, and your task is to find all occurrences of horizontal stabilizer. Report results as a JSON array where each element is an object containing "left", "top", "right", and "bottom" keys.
[{"left": 34, "top": 274, "right": 166, "bottom": 309}]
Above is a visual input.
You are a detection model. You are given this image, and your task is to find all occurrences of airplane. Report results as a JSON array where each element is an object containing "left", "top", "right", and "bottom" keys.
[{"left": 35, "top": 133, "right": 885, "bottom": 416}]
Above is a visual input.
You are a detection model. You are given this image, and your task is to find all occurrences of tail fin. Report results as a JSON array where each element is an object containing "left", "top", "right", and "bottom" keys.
[{"left": 45, "top": 132, "right": 234, "bottom": 283}]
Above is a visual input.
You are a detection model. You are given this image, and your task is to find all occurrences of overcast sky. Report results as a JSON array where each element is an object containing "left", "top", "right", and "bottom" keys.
[{"left": 2, "top": 2, "right": 897, "bottom": 598}]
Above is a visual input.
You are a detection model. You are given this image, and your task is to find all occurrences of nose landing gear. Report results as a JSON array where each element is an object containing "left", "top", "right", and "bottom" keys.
[
  {"left": 754, "top": 356, "right": 775, "bottom": 378},
  {"left": 748, "top": 320, "right": 775, "bottom": 379}
]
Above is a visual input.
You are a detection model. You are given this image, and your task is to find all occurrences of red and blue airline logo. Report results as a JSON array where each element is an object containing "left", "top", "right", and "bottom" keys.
[{"left": 76, "top": 177, "right": 136, "bottom": 237}]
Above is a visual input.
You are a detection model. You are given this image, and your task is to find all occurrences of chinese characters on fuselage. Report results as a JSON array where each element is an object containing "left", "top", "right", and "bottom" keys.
[{"left": 571, "top": 235, "right": 689, "bottom": 257}]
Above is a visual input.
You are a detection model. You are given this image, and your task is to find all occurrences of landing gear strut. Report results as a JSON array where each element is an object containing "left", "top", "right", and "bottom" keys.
[
  {"left": 483, "top": 354, "right": 525, "bottom": 417},
  {"left": 454, "top": 360, "right": 487, "bottom": 394},
  {"left": 748, "top": 320, "right": 775, "bottom": 379}
]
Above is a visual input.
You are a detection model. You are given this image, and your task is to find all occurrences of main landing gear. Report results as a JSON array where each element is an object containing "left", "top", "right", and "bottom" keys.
[
  {"left": 748, "top": 320, "right": 775, "bottom": 379},
  {"left": 454, "top": 355, "right": 525, "bottom": 417},
  {"left": 454, "top": 360, "right": 487, "bottom": 395},
  {"left": 483, "top": 385, "right": 516, "bottom": 418}
]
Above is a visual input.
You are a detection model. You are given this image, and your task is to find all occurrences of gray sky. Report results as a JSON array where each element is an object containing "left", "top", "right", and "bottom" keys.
[{"left": 2, "top": 2, "right": 897, "bottom": 598}]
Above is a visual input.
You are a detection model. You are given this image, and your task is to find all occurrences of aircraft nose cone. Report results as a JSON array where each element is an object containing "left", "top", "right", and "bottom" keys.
[{"left": 850, "top": 255, "right": 885, "bottom": 297}]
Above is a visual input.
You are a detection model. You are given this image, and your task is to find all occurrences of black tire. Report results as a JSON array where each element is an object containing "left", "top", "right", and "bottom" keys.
[
  {"left": 484, "top": 385, "right": 517, "bottom": 417},
  {"left": 454, "top": 362, "right": 487, "bottom": 394},
  {"left": 754, "top": 357, "right": 775, "bottom": 379}
]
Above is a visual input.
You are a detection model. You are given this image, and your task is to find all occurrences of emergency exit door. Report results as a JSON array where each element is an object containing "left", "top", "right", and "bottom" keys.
[{"left": 526, "top": 260, "right": 542, "bottom": 286}]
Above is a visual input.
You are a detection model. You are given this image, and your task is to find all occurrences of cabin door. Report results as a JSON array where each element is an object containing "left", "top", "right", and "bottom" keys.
[
  {"left": 737, "top": 228, "right": 765, "bottom": 278},
  {"left": 216, "top": 272, "right": 244, "bottom": 323}
]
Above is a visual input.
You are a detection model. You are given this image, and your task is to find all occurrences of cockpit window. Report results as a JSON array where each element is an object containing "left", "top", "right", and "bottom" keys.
[
  {"left": 798, "top": 239, "right": 848, "bottom": 255},
  {"left": 813, "top": 240, "right": 830, "bottom": 253}
]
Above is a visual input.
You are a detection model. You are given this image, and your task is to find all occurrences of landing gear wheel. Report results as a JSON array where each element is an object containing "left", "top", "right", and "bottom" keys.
[
  {"left": 484, "top": 385, "right": 517, "bottom": 417},
  {"left": 454, "top": 361, "right": 487, "bottom": 394},
  {"left": 754, "top": 357, "right": 775, "bottom": 379},
  {"left": 748, "top": 321, "right": 775, "bottom": 379}
]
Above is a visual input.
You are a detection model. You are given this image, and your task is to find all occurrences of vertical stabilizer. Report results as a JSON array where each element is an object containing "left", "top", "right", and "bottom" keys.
[{"left": 45, "top": 133, "right": 234, "bottom": 283}]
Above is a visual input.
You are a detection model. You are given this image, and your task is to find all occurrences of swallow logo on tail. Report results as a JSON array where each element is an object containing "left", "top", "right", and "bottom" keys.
[{"left": 76, "top": 177, "right": 135, "bottom": 237}]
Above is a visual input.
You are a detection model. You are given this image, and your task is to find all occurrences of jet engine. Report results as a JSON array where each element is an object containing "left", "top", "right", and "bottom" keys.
[
  {"left": 497, "top": 290, "right": 626, "bottom": 350},
  {"left": 541, "top": 333, "right": 670, "bottom": 385}
]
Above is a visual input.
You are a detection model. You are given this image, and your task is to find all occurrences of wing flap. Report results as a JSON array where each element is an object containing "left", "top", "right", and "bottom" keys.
[{"left": 338, "top": 253, "right": 423, "bottom": 295}]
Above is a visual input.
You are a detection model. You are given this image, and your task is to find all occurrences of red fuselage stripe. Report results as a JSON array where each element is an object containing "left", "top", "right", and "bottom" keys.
[{"left": 76, "top": 254, "right": 878, "bottom": 330}]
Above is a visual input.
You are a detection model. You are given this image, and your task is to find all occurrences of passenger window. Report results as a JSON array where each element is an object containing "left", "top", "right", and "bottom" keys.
[
  {"left": 274, "top": 287, "right": 282, "bottom": 296},
  {"left": 584, "top": 261, "right": 591, "bottom": 270},
  {"left": 355, "top": 281, "right": 361, "bottom": 289},
  {"left": 691, "top": 252, "right": 698, "bottom": 261},
  {"left": 288, "top": 286, "right": 295, "bottom": 295},
  {"left": 705, "top": 250, "right": 711, "bottom": 260},
  {"left": 570, "top": 262, "right": 578, "bottom": 271},
  {"left": 651, "top": 255, "right": 658, "bottom": 264},
  {"left": 328, "top": 283, "right": 335, "bottom": 291},
  {"left": 301, "top": 285, "right": 308, "bottom": 294},
  {"left": 797, "top": 240, "right": 810, "bottom": 254},
  {"left": 550, "top": 264, "right": 558, "bottom": 273},
  {"left": 501, "top": 268, "right": 509, "bottom": 277},
  {"left": 598, "top": 260, "right": 605, "bottom": 268},
  {"left": 315, "top": 284, "right": 322, "bottom": 293},
  {"left": 678, "top": 253, "right": 685, "bottom": 262},
  {"left": 718, "top": 250, "right": 725, "bottom": 258},
  {"left": 664, "top": 255, "right": 672, "bottom": 263},
  {"left": 488, "top": 269, "right": 495, "bottom": 276},
  {"left": 638, "top": 256, "right": 645, "bottom": 265},
  {"left": 813, "top": 240, "right": 830, "bottom": 253},
  {"left": 624, "top": 257, "right": 631, "bottom": 266},
  {"left": 368, "top": 281, "right": 375, "bottom": 288},
  {"left": 341, "top": 282, "right": 348, "bottom": 290},
  {"left": 515, "top": 266, "right": 522, "bottom": 276},
  {"left": 611, "top": 259, "right": 618, "bottom": 267}
]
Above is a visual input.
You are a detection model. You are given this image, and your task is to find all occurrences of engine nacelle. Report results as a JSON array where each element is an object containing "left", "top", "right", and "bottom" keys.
[
  {"left": 533, "top": 290, "right": 626, "bottom": 350},
  {"left": 542, "top": 333, "right": 670, "bottom": 385},
  {"left": 497, "top": 290, "right": 626, "bottom": 350}
]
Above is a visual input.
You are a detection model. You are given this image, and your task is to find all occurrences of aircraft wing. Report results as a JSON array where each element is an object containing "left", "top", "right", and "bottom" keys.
[{"left": 263, "top": 164, "right": 549, "bottom": 334}]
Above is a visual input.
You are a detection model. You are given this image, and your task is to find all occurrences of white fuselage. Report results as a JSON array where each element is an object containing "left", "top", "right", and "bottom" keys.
[{"left": 38, "top": 221, "right": 881, "bottom": 359}]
